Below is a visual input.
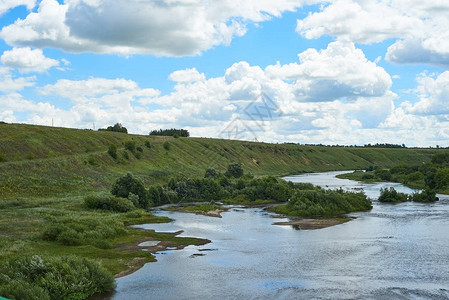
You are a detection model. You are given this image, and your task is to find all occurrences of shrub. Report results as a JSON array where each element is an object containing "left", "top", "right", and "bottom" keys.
[
  {"left": 173, "top": 133, "right": 180, "bottom": 138},
  {"left": 111, "top": 173, "right": 149, "bottom": 209},
  {"left": 163, "top": 141, "right": 170, "bottom": 151},
  {"left": 57, "top": 229, "right": 82, "bottom": 246},
  {"left": 136, "top": 145, "right": 143, "bottom": 152},
  {"left": 378, "top": 187, "right": 408, "bottom": 203},
  {"left": 204, "top": 167, "right": 218, "bottom": 178},
  {"left": 108, "top": 144, "right": 118, "bottom": 159},
  {"left": 409, "top": 188, "right": 437, "bottom": 202},
  {"left": 0, "top": 152, "right": 5, "bottom": 162},
  {"left": 124, "top": 140, "right": 136, "bottom": 152},
  {"left": 226, "top": 163, "right": 244, "bottom": 178},
  {"left": 0, "top": 255, "right": 115, "bottom": 300},
  {"left": 122, "top": 151, "right": 129, "bottom": 160},
  {"left": 87, "top": 155, "right": 97, "bottom": 165},
  {"left": 145, "top": 140, "right": 151, "bottom": 148}
]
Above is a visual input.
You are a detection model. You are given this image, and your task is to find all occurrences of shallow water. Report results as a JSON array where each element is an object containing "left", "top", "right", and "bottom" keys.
[{"left": 109, "top": 171, "right": 449, "bottom": 299}]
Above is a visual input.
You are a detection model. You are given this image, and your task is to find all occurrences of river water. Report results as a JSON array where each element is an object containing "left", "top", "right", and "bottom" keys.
[{"left": 109, "top": 171, "right": 449, "bottom": 299}]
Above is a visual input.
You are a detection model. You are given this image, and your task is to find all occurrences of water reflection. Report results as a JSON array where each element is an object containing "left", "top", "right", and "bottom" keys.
[{"left": 109, "top": 171, "right": 449, "bottom": 300}]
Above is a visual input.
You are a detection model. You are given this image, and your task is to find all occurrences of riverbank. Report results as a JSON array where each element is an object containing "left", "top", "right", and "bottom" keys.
[
  {"left": 273, "top": 217, "right": 352, "bottom": 230},
  {"left": 164, "top": 203, "right": 231, "bottom": 218}
]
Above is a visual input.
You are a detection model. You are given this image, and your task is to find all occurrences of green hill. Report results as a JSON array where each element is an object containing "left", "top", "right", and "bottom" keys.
[{"left": 0, "top": 122, "right": 442, "bottom": 200}]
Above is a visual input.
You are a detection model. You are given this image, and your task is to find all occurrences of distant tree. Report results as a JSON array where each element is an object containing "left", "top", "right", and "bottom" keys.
[
  {"left": 111, "top": 173, "right": 149, "bottom": 209},
  {"left": 149, "top": 128, "right": 189, "bottom": 137},
  {"left": 204, "top": 167, "right": 218, "bottom": 178},
  {"left": 435, "top": 167, "right": 449, "bottom": 190},
  {"left": 226, "top": 163, "right": 244, "bottom": 178},
  {"left": 99, "top": 123, "right": 128, "bottom": 133}
]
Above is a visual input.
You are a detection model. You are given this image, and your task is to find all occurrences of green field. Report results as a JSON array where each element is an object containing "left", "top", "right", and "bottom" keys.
[{"left": 0, "top": 123, "right": 445, "bottom": 298}]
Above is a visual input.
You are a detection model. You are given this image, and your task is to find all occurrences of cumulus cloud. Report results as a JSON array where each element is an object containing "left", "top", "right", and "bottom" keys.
[
  {"left": 169, "top": 68, "right": 206, "bottom": 83},
  {"left": 1, "top": 47, "right": 59, "bottom": 73},
  {"left": 266, "top": 41, "right": 392, "bottom": 101},
  {"left": 0, "top": 0, "right": 309, "bottom": 56},
  {"left": 0, "top": 0, "right": 35, "bottom": 16},
  {"left": 296, "top": 0, "right": 449, "bottom": 67},
  {"left": 403, "top": 71, "right": 449, "bottom": 116},
  {"left": 0, "top": 67, "right": 35, "bottom": 93}
]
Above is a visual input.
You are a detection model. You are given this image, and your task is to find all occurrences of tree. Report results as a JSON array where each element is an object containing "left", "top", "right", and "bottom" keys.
[
  {"left": 226, "top": 163, "right": 244, "bottom": 178},
  {"left": 111, "top": 173, "right": 149, "bottom": 209},
  {"left": 435, "top": 167, "right": 449, "bottom": 190},
  {"left": 99, "top": 123, "right": 128, "bottom": 133},
  {"left": 204, "top": 167, "right": 218, "bottom": 178}
]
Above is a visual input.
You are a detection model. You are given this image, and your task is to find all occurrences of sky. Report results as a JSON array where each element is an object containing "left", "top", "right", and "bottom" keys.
[{"left": 0, "top": 0, "right": 448, "bottom": 147}]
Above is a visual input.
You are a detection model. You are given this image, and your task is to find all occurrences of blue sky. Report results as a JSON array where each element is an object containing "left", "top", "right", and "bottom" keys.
[{"left": 1, "top": 0, "right": 448, "bottom": 147}]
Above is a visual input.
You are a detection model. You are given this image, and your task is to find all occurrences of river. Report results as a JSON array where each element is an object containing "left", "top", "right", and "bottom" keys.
[{"left": 109, "top": 171, "right": 449, "bottom": 299}]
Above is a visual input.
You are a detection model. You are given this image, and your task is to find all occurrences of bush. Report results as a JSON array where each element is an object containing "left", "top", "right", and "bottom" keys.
[
  {"left": 409, "top": 188, "right": 438, "bottom": 202},
  {"left": 145, "top": 140, "right": 151, "bottom": 149},
  {"left": 204, "top": 167, "right": 218, "bottom": 178},
  {"left": 108, "top": 144, "right": 118, "bottom": 159},
  {"left": 173, "top": 133, "right": 180, "bottom": 138},
  {"left": 42, "top": 216, "right": 127, "bottom": 247},
  {"left": 0, "top": 152, "right": 5, "bottom": 162},
  {"left": 378, "top": 187, "right": 408, "bottom": 203},
  {"left": 122, "top": 151, "right": 130, "bottom": 160},
  {"left": 84, "top": 195, "right": 135, "bottom": 212},
  {"left": 136, "top": 145, "right": 143, "bottom": 152},
  {"left": 375, "top": 169, "right": 392, "bottom": 181},
  {"left": 0, "top": 255, "right": 115, "bottom": 300},
  {"left": 226, "top": 163, "right": 244, "bottom": 178},
  {"left": 124, "top": 140, "right": 136, "bottom": 152},
  {"left": 111, "top": 173, "right": 150, "bottom": 209},
  {"left": 163, "top": 141, "right": 170, "bottom": 151}
]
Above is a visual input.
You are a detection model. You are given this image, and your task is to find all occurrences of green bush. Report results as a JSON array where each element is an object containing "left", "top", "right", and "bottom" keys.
[
  {"left": 122, "top": 151, "right": 130, "bottom": 160},
  {"left": 136, "top": 145, "right": 143, "bottom": 152},
  {"left": 204, "top": 167, "right": 218, "bottom": 178},
  {"left": 57, "top": 228, "right": 82, "bottom": 246},
  {"left": 163, "top": 141, "right": 170, "bottom": 150},
  {"left": 108, "top": 144, "right": 118, "bottom": 159},
  {"left": 378, "top": 187, "right": 408, "bottom": 203},
  {"left": 42, "top": 216, "right": 127, "bottom": 247},
  {"left": 124, "top": 140, "right": 136, "bottom": 152},
  {"left": 84, "top": 195, "right": 135, "bottom": 212},
  {"left": 226, "top": 162, "right": 244, "bottom": 178},
  {"left": 0, "top": 152, "right": 5, "bottom": 162},
  {"left": 111, "top": 173, "right": 150, "bottom": 209},
  {"left": 145, "top": 140, "right": 151, "bottom": 148},
  {"left": 0, "top": 255, "right": 115, "bottom": 300},
  {"left": 409, "top": 188, "right": 437, "bottom": 202}
]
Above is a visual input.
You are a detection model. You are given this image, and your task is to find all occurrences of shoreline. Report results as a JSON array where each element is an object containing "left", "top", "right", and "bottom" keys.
[
  {"left": 115, "top": 229, "right": 210, "bottom": 278},
  {"left": 273, "top": 217, "right": 353, "bottom": 230}
]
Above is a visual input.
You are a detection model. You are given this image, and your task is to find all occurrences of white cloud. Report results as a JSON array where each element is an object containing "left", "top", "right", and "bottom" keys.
[
  {"left": 296, "top": 0, "right": 449, "bottom": 67},
  {"left": 1, "top": 47, "right": 59, "bottom": 73},
  {"left": 0, "top": 67, "right": 35, "bottom": 93},
  {"left": 403, "top": 71, "right": 449, "bottom": 115},
  {"left": 169, "top": 68, "right": 206, "bottom": 83},
  {"left": 0, "top": 0, "right": 310, "bottom": 56},
  {"left": 0, "top": 0, "right": 35, "bottom": 16},
  {"left": 266, "top": 41, "right": 392, "bottom": 101}
]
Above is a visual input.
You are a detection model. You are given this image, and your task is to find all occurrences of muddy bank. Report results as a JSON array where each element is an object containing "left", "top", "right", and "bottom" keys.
[{"left": 273, "top": 218, "right": 352, "bottom": 230}]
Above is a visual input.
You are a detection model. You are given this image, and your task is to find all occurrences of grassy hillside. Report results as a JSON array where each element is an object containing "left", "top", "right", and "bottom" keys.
[{"left": 0, "top": 123, "right": 442, "bottom": 200}]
